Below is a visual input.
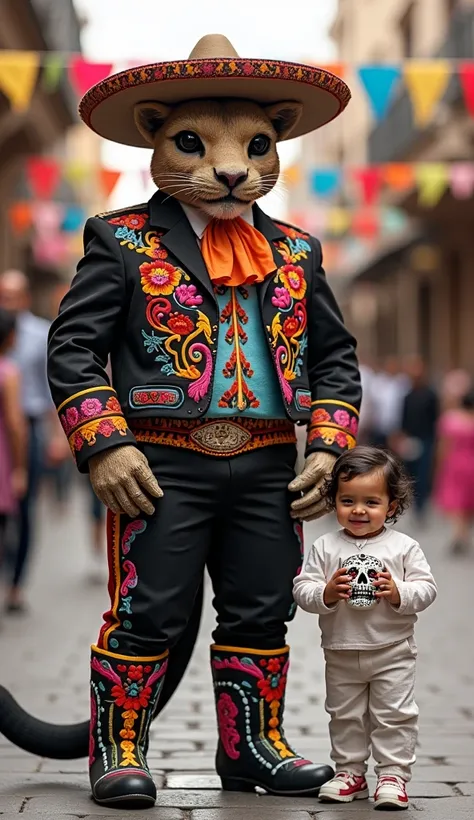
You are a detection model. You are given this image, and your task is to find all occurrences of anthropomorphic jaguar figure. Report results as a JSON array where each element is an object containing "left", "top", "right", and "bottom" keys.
[{"left": 0, "top": 35, "right": 361, "bottom": 809}]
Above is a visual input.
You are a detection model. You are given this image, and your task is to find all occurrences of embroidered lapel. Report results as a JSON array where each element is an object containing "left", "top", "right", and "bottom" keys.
[
  {"left": 148, "top": 190, "right": 216, "bottom": 300},
  {"left": 252, "top": 205, "right": 286, "bottom": 303}
]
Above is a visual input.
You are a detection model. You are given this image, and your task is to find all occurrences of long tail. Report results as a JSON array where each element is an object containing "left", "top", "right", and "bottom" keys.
[{"left": 0, "top": 583, "right": 203, "bottom": 759}]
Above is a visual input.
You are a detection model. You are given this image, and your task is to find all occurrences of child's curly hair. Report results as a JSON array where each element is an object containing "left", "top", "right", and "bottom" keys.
[{"left": 323, "top": 446, "right": 413, "bottom": 523}]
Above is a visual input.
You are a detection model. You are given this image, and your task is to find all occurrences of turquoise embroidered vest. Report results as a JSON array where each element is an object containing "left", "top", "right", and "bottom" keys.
[{"left": 207, "top": 285, "right": 286, "bottom": 419}]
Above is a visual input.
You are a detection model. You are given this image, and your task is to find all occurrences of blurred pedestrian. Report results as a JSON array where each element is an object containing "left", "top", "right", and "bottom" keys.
[
  {"left": 0, "top": 270, "right": 69, "bottom": 613},
  {"left": 370, "top": 356, "right": 410, "bottom": 449},
  {"left": 434, "top": 388, "right": 474, "bottom": 556},
  {"left": 399, "top": 356, "right": 439, "bottom": 524},
  {"left": 440, "top": 369, "right": 472, "bottom": 412},
  {"left": 0, "top": 308, "right": 27, "bottom": 571},
  {"left": 85, "top": 479, "right": 107, "bottom": 584}
]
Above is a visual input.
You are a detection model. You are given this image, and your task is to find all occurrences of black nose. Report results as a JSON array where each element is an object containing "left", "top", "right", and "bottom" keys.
[{"left": 214, "top": 169, "right": 249, "bottom": 190}]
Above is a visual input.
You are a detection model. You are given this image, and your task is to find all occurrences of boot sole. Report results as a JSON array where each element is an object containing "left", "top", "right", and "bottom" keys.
[
  {"left": 93, "top": 793, "right": 156, "bottom": 809},
  {"left": 320, "top": 789, "right": 370, "bottom": 803},
  {"left": 374, "top": 799, "right": 409, "bottom": 811},
  {"left": 221, "top": 777, "right": 326, "bottom": 796}
]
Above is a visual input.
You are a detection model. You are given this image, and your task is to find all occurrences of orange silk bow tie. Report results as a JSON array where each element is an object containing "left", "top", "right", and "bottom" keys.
[{"left": 201, "top": 216, "right": 276, "bottom": 287}]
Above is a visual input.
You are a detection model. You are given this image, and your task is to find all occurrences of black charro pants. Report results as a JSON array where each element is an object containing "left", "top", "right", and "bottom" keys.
[{"left": 98, "top": 443, "right": 303, "bottom": 656}]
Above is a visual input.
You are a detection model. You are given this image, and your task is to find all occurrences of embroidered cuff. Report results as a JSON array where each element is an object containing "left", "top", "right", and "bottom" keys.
[
  {"left": 306, "top": 400, "right": 359, "bottom": 457},
  {"left": 57, "top": 386, "right": 136, "bottom": 472}
]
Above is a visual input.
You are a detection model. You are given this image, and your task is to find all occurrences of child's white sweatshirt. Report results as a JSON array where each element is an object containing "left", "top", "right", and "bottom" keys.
[{"left": 293, "top": 527, "right": 437, "bottom": 650}]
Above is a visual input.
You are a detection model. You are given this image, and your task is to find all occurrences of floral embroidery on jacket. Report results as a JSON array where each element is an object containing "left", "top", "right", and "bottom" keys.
[
  {"left": 58, "top": 389, "right": 130, "bottom": 456},
  {"left": 137, "top": 263, "right": 213, "bottom": 403},
  {"left": 308, "top": 401, "right": 359, "bottom": 451},
  {"left": 266, "top": 234, "right": 311, "bottom": 404},
  {"left": 107, "top": 213, "right": 166, "bottom": 257}
]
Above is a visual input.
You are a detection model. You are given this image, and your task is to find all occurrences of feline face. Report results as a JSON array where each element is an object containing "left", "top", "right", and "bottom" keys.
[{"left": 134, "top": 98, "right": 302, "bottom": 220}]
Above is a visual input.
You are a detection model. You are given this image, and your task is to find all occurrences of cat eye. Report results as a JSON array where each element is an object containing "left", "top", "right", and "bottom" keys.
[
  {"left": 174, "top": 131, "right": 204, "bottom": 155},
  {"left": 248, "top": 134, "right": 271, "bottom": 157}
]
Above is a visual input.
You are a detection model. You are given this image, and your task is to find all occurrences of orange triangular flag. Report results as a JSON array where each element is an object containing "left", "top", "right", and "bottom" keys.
[
  {"left": 404, "top": 61, "right": 451, "bottom": 127},
  {"left": 0, "top": 52, "right": 40, "bottom": 111},
  {"left": 382, "top": 164, "right": 415, "bottom": 191},
  {"left": 100, "top": 169, "right": 121, "bottom": 198},
  {"left": 9, "top": 202, "right": 33, "bottom": 234}
]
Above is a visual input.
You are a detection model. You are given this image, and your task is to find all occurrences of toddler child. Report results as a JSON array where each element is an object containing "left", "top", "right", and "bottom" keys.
[{"left": 293, "top": 446, "right": 437, "bottom": 811}]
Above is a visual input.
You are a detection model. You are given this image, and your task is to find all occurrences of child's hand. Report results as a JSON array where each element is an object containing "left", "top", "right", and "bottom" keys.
[
  {"left": 374, "top": 571, "right": 401, "bottom": 606},
  {"left": 323, "top": 568, "right": 352, "bottom": 606}
]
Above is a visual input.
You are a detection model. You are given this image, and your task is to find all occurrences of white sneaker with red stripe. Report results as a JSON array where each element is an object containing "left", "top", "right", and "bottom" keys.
[
  {"left": 319, "top": 771, "right": 369, "bottom": 803},
  {"left": 374, "top": 775, "right": 409, "bottom": 810}
]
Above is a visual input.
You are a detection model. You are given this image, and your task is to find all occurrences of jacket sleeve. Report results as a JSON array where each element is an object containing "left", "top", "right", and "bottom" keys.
[
  {"left": 48, "top": 217, "right": 136, "bottom": 473},
  {"left": 306, "top": 237, "right": 362, "bottom": 458}
]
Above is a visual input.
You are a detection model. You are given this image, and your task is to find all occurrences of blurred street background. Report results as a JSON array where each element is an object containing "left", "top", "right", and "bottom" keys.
[{"left": 0, "top": 0, "right": 473, "bottom": 817}]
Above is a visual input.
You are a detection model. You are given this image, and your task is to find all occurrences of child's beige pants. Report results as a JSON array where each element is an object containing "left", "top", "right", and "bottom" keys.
[{"left": 324, "top": 638, "right": 419, "bottom": 781}]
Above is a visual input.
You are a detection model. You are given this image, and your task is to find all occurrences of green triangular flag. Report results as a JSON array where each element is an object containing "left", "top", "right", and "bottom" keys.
[{"left": 42, "top": 54, "right": 64, "bottom": 93}]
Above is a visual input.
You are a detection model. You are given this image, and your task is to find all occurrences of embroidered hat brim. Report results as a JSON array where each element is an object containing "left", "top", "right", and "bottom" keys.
[{"left": 79, "top": 36, "right": 351, "bottom": 148}]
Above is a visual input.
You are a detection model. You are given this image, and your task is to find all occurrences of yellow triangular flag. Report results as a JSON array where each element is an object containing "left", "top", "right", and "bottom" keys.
[
  {"left": 327, "top": 207, "right": 351, "bottom": 236},
  {"left": 415, "top": 163, "right": 448, "bottom": 207},
  {"left": 404, "top": 61, "right": 451, "bottom": 128},
  {"left": 0, "top": 51, "right": 40, "bottom": 112}
]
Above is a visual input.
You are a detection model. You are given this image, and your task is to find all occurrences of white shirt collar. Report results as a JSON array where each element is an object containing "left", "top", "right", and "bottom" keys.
[{"left": 181, "top": 202, "right": 254, "bottom": 240}]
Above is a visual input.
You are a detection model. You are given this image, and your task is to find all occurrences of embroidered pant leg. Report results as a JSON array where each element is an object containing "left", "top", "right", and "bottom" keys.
[
  {"left": 324, "top": 649, "right": 371, "bottom": 777},
  {"left": 368, "top": 640, "right": 419, "bottom": 782},
  {"left": 98, "top": 443, "right": 225, "bottom": 656},
  {"left": 207, "top": 443, "right": 302, "bottom": 649}
]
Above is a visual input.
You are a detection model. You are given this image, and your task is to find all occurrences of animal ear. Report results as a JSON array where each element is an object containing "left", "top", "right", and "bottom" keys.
[
  {"left": 264, "top": 101, "right": 303, "bottom": 140},
  {"left": 133, "top": 102, "right": 172, "bottom": 145}
]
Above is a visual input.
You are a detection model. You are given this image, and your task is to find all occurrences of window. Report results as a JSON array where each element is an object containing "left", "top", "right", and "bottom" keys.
[{"left": 400, "top": 3, "right": 415, "bottom": 58}]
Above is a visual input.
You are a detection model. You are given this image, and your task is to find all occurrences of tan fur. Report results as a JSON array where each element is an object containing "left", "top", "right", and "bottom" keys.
[{"left": 133, "top": 99, "right": 302, "bottom": 219}]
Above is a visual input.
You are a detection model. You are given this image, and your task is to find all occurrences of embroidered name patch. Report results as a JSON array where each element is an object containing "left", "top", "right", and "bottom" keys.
[{"left": 129, "top": 386, "right": 184, "bottom": 409}]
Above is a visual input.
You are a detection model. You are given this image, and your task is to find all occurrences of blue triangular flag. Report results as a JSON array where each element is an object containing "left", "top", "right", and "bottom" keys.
[
  {"left": 62, "top": 204, "right": 85, "bottom": 233},
  {"left": 358, "top": 65, "right": 401, "bottom": 120},
  {"left": 310, "top": 168, "right": 341, "bottom": 198}
]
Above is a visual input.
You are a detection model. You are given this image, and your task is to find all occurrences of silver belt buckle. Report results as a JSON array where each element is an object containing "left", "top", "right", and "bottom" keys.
[{"left": 190, "top": 421, "right": 251, "bottom": 454}]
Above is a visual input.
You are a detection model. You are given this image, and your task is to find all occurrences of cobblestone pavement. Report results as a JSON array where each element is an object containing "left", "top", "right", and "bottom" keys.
[{"left": 0, "top": 474, "right": 473, "bottom": 819}]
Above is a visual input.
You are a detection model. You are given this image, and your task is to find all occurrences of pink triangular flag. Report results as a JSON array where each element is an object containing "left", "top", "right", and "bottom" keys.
[
  {"left": 69, "top": 58, "right": 113, "bottom": 96},
  {"left": 450, "top": 163, "right": 474, "bottom": 199}
]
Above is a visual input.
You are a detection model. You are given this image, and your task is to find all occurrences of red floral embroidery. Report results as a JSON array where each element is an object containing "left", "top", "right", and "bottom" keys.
[
  {"left": 312, "top": 408, "right": 331, "bottom": 424},
  {"left": 282, "top": 316, "right": 300, "bottom": 337},
  {"left": 167, "top": 312, "right": 195, "bottom": 335},
  {"left": 108, "top": 213, "right": 147, "bottom": 230},
  {"left": 106, "top": 396, "right": 122, "bottom": 413},
  {"left": 111, "top": 664, "right": 153, "bottom": 711},
  {"left": 257, "top": 656, "right": 287, "bottom": 703}
]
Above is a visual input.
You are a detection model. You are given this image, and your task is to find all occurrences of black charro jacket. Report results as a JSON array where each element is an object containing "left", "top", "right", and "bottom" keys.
[{"left": 48, "top": 190, "right": 361, "bottom": 471}]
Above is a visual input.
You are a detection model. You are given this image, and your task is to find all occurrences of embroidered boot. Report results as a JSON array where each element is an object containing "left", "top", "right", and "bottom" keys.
[
  {"left": 211, "top": 645, "right": 334, "bottom": 795},
  {"left": 89, "top": 645, "right": 168, "bottom": 808}
]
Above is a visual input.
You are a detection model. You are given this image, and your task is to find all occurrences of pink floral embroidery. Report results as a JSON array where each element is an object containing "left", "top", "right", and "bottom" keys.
[
  {"left": 81, "top": 398, "right": 103, "bottom": 418},
  {"left": 73, "top": 432, "right": 84, "bottom": 451},
  {"left": 89, "top": 694, "right": 97, "bottom": 766},
  {"left": 175, "top": 283, "right": 203, "bottom": 307},
  {"left": 97, "top": 419, "right": 117, "bottom": 437},
  {"left": 216, "top": 693, "right": 240, "bottom": 760},
  {"left": 66, "top": 406, "right": 80, "bottom": 428},
  {"left": 333, "top": 409, "right": 351, "bottom": 429},
  {"left": 272, "top": 287, "right": 291, "bottom": 309},
  {"left": 350, "top": 416, "right": 359, "bottom": 435},
  {"left": 336, "top": 431, "right": 350, "bottom": 449}
]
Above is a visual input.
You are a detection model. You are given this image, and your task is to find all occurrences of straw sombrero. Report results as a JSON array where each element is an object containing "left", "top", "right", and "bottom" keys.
[{"left": 79, "top": 34, "right": 351, "bottom": 148}]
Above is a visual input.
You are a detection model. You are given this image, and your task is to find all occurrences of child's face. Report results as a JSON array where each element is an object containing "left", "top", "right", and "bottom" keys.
[{"left": 335, "top": 469, "right": 397, "bottom": 537}]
